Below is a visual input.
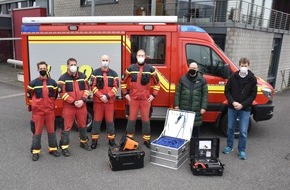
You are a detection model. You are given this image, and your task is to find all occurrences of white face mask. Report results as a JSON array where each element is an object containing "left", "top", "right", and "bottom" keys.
[
  {"left": 101, "top": 61, "right": 109, "bottom": 68},
  {"left": 239, "top": 66, "right": 248, "bottom": 77},
  {"left": 69, "top": 65, "right": 77, "bottom": 73},
  {"left": 137, "top": 57, "right": 145, "bottom": 64}
]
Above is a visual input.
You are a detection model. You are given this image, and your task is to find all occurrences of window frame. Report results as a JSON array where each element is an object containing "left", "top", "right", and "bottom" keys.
[
  {"left": 80, "top": 0, "right": 118, "bottom": 7},
  {"left": 130, "top": 35, "right": 166, "bottom": 65},
  {"left": 185, "top": 43, "right": 226, "bottom": 77}
]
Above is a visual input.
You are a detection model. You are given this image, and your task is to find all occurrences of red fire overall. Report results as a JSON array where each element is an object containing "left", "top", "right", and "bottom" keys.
[
  {"left": 91, "top": 67, "right": 119, "bottom": 141},
  {"left": 58, "top": 71, "right": 90, "bottom": 150},
  {"left": 27, "top": 77, "right": 58, "bottom": 154},
  {"left": 121, "top": 63, "right": 160, "bottom": 142}
]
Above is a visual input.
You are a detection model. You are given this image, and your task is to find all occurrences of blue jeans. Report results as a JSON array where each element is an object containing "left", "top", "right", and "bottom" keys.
[
  {"left": 227, "top": 108, "right": 250, "bottom": 152},
  {"left": 192, "top": 126, "right": 200, "bottom": 138}
]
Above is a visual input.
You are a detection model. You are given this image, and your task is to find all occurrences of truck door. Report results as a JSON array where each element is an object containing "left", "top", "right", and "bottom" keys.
[
  {"left": 124, "top": 32, "right": 172, "bottom": 118},
  {"left": 180, "top": 40, "right": 229, "bottom": 122}
]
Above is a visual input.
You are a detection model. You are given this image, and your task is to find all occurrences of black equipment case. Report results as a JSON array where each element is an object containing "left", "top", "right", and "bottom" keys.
[
  {"left": 108, "top": 146, "right": 145, "bottom": 171},
  {"left": 190, "top": 138, "right": 224, "bottom": 176}
]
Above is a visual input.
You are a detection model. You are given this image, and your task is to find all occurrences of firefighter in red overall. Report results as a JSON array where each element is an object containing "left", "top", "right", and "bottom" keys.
[
  {"left": 27, "top": 61, "right": 60, "bottom": 161},
  {"left": 121, "top": 49, "right": 160, "bottom": 148},
  {"left": 58, "top": 58, "right": 91, "bottom": 157},
  {"left": 90, "top": 55, "right": 119, "bottom": 149}
]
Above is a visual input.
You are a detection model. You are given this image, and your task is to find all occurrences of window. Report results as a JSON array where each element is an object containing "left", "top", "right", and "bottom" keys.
[
  {"left": 186, "top": 44, "right": 226, "bottom": 77},
  {"left": 80, "top": 0, "right": 118, "bottom": 6},
  {"left": 131, "top": 35, "right": 166, "bottom": 65}
]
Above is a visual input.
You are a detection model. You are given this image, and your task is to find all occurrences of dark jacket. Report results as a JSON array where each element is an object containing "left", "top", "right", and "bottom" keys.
[
  {"left": 121, "top": 63, "right": 160, "bottom": 100},
  {"left": 58, "top": 71, "right": 89, "bottom": 107},
  {"left": 174, "top": 72, "right": 208, "bottom": 127},
  {"left": 225, "top": 70, "right": 257, "bottom": 111},
  {"left": 27, "top": 77, "right": 58, "bottom": 115},
  {"left": 91, "top": 67, "right": 119, "bottom": 104}
]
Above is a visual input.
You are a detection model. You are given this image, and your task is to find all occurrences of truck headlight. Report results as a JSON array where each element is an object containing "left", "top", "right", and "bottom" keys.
[{"left": 262, "top": 87, "right": 273, "bottom": 101}]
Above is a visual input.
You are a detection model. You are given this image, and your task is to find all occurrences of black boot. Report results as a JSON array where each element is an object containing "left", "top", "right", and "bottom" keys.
[
  {"left": 32, "top": 153, "right": 39, "bottom": 161},
  {"left": 48, "top": 133, "right": 60, "bottom": 157},
  {"left": 108, "top": 139, "right": 116, "bottom": 146},
  {"left": 61, "top": 148, "right": 70, "bottom": 157},
  {"left": 49, "top": 150, "right": 61, "bottom": 157},
  {"left": 80, "top": 142, "right": 92, "bottom": 151},
  {"left": 91, "top": 140, "right": 98, "bottom": 149},
  {"left": 144, "top": 140, "right": 151, "bottom": 149}
]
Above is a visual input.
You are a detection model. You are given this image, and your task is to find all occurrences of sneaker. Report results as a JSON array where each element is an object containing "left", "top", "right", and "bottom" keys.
[
  {"left": 239, "top": 151, "right": 247, "bottom": 160},
  {"left": 49, "top": 150, "right": 60, "bottom": 157},
  {"left": 80, "top": 142, "right": 92, "bottom": 151},
  {"left": 61, "top": 148, "right": 70, "bottom": 157},
  {"left": 223, "top": 146, "right": 233, "bottom": 154},
  {"left": 91, "top": 140, "right": 98, "bottom": 149},
  {"left": 144, "top": 140, "right": 151, "bottom": 149},
  {"left": 32, "top": 153, "right": 39, "bottom": 161},
  {"left": 108, "top": 139, "right": 116, "bottom": 146}
]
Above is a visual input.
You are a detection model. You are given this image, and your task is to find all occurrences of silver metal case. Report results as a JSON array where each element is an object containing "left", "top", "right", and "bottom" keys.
[{"left": 150, "top": 109, "right": 195, "bottom": 170}]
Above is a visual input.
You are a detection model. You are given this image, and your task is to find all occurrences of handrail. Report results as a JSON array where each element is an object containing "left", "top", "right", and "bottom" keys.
[
  {"left": 134, "top": 0, "right": 290, "bottom": 34},
  {"left": 280, "top": 68, "right": 290, "bottom": 90}
]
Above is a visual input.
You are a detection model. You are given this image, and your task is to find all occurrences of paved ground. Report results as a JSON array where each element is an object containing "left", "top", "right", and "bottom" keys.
[
  {"left": 0, "top": 63, "right": 23, "bottom": 88},
  {"left": 0, "top": 63, "right": 289, "bottom": 190}
]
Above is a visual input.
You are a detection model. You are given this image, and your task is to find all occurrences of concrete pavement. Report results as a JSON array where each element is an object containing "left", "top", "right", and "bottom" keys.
[{"left": 0, "top": 63, "right": 23, "bottom": 88}]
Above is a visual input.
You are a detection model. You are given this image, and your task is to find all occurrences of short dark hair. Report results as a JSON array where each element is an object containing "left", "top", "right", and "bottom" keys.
[
  {"left": 239, "top": 58, "right": 250, "bottom": 66},
  {"left": 67, "top": 58, "right": 77, "bottom": 65},
  {"left": 37, "top": 61, "right": 47, "bottom": 69}
]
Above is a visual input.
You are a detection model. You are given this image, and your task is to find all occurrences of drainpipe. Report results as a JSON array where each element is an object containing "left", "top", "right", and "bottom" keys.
[
  {"left": 187, "top": 0, "right": 192, "bottom": 22},
  {"left": 151, "top": 0, "right": 156, "bottom": 16},
  {"left": 91, "top": 0, "right": 95, "bottom": 16},
  {"left": 49, "top": 0, "right": 54, "bottom": 16}
]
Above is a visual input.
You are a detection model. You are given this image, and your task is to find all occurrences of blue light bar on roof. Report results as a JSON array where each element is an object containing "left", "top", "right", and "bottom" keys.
[
  {"left": 21, "top": 25, "right": 40, "bottom": 32},
  {"left": 180, "top": 25, "right": 206, "bottom": 33}
]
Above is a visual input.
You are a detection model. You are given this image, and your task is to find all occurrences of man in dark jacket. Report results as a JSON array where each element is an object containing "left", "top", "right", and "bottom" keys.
[
  {"left": 174, "top": 62, "right": 208, "bottom": 138},
  {"left": 223, "top": 58, "right": 257, "bottom": 160}
]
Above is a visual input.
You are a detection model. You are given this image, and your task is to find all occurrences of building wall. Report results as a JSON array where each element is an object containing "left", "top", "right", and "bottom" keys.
[
  {"left": 276, "top": 34, "right": 290, "bottom": 91},
  {"left": 54, "top": 0, "right": 135, "bottom": 16},
  {"left": 9, "top": 0, "right": 288, "bottom": 92},
  {"left": 0, "top": 16, "right": 12, "bottom": 62},
  {"left": 225, "top": 28, "right": 273, "bottom": 84}
]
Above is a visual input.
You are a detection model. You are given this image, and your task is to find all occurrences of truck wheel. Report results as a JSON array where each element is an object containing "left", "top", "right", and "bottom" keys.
[
  {"left": 72, "top": 112, "right": 93, "bottom": 132},
  {"left": 54, "top": 116, "right": 64, "bottom": 131},
  {"left": 220, "top": 113, "right": 251, "bottom": 138}
]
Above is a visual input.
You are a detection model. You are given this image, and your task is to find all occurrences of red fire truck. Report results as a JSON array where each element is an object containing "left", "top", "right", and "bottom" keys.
[{"left": 21, "top": 16, "right": 274, "bottom": 136}]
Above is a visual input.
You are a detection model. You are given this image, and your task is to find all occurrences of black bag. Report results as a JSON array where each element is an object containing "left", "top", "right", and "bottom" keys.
[
  {"left": 108, "top": 146, "right": 145, "bottom": 171},
  {"left": 190, "top": 138, "right": 224, "bottom": 176}
]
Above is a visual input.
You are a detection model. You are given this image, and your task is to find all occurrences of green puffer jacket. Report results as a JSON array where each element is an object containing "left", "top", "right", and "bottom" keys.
[{"left": 174, "top": 73, "right": 208, "bottom": 127}]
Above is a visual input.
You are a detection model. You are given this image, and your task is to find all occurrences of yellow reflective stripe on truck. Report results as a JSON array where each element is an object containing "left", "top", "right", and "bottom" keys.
[
  {"left": 28, "top": 35, "right": 122, "bottom": 44},
  {"left": 207, "top": 85, "right": 263, "bottom": 94},
  {"left": 124, "top": 35, "right": 131, "bottom": 53},
  {"left": 155, "top": 69, "right": 175, "bottom": 93},
  {"left": 28, "top": 35, "right": 122, "bottom": 41}
]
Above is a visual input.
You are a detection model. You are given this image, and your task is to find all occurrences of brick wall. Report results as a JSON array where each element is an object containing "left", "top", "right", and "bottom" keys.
[
  {"left": 225, "top": 28, "right": 273, "bottom": 84},
  {"left": 54, "top": 0, "right": 134, "bottom": 16}
]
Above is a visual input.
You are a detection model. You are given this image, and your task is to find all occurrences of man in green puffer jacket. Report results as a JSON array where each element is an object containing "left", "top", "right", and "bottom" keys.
[{"left": 174, "top": 62, "right": 208, "bottom": 137}]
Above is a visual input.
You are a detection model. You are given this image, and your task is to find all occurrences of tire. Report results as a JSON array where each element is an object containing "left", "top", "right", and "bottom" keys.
[
  {"left": 72, "top": 112, "right": 93, "bottom": 132},
  {"left": 54, "top": 116, "right": 64, "bottom": 131},
  {"left": 220, "top": 113, "right": 252, "bottom": 138},
  {"left": 72, "top": 103, "right": 94, "bottom": 132}
]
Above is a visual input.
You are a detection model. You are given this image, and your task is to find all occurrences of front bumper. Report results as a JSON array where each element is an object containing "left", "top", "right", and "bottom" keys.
[{"left": 252, "top": 101, "right": 274, "bottom": 122}]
